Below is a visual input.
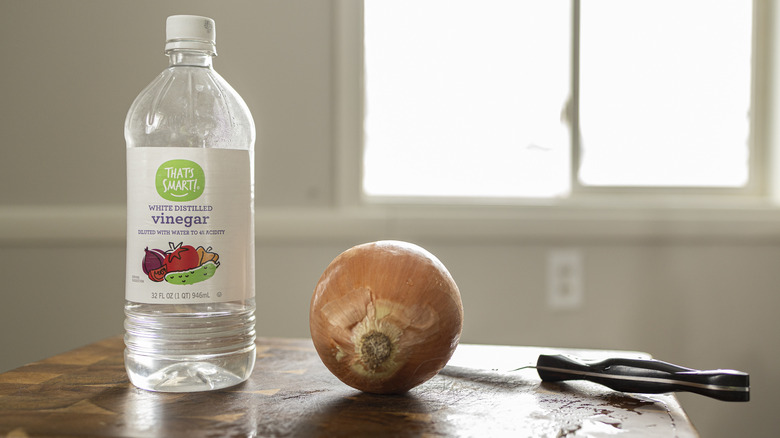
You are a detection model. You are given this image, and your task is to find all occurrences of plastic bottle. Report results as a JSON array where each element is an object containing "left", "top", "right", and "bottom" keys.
[{"left": 124, "top": 15, "right": 256, "bottom": 392}]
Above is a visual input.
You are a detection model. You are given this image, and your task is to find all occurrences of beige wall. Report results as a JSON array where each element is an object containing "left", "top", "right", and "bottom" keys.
[{"left": 0, "top": 2, "right": 775, "bottom": 437}]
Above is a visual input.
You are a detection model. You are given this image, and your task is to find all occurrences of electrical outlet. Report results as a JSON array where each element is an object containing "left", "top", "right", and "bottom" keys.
[{"left": 547, "top": 249, "right": 583, "bottom": 309}]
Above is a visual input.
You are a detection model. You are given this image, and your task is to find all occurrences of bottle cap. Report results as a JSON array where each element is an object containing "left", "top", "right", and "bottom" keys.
[{"left": 165, "top": 15, "right": 217, "bottom": 55}]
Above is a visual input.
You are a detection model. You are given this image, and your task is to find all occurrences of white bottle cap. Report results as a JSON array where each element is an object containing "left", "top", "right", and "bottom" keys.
[{"left": 165, "top": 15, "right": 217, "bottom": 55}]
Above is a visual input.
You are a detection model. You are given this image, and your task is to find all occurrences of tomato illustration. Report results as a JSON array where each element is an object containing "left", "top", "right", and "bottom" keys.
[
  {"left": 148, "top": 265, "right": 167, "bottom": 282},
  {"left": 165, "top": 243, "right": 200, "bottom": 273}
]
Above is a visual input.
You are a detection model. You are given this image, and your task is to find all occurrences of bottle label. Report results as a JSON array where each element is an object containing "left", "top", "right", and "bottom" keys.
[{"left": 126, "top": 148, "right": 255, "bottom": 304}]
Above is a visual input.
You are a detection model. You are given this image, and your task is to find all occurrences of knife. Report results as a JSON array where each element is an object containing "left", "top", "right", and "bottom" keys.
[{"left": 532, "top": 354, "right": 750, "bottom": 402}]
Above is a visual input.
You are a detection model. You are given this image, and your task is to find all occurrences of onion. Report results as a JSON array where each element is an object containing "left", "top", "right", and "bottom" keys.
[
  {"left": 142, "top": 247, "right": 167, "bottom": 274},
  {"left": 309, "top": 240, "right": 463, "bottom": 394}
]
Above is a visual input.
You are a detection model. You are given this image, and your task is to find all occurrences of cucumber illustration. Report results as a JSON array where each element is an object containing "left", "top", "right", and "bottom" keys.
[{"left": 165, "top": 261, "right": 219, "bottom": 285}]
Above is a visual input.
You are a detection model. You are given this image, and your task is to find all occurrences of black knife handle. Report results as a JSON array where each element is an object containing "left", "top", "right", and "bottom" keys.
[{"left": 536, "top": 354, "right": 749, "bottom": 402}]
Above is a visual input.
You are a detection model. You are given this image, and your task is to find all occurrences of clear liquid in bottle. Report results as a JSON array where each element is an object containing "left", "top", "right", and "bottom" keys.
[{"left": 123, "top": 15, "right": 256, "bottom": 392}]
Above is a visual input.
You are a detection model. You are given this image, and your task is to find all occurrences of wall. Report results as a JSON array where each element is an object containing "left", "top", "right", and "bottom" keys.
[{"left": 0, "top": 2, "right": 776, "bottom": 437}]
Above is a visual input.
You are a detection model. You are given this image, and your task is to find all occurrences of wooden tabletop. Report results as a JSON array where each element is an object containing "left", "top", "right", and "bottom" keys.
[{"left": 0, "top": 336, "right": 698, "bottom": 437}]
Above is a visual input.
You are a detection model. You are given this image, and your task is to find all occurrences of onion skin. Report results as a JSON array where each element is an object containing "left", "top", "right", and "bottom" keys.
[{"left": 310, "top": 240, "right": 463, "bottom": 394}]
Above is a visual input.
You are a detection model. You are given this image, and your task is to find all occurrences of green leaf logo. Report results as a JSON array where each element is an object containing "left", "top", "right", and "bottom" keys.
[{"left": 155, "top": 159, "right": 205, "bottom": 202}]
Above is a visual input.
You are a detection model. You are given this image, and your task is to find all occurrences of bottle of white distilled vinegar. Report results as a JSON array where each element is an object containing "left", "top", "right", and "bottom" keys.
[{"left": 124, "top": 15, "right": 256, "bottom": 392}]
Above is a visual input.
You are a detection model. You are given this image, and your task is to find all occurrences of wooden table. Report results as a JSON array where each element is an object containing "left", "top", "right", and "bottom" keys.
[{"left": 0, "top": 337, "right": 698, "bottom": 437}]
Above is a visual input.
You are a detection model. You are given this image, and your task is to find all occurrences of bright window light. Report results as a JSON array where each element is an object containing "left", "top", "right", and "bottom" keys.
[
  {"left": 363, "top": 1, "right": 753, "bottom": 198},
  {"left": 578, "top": 0, "right": 752, "bottom": 187},
  {"left": 363, "top": 0, "right": 571, "bottom": 198}
]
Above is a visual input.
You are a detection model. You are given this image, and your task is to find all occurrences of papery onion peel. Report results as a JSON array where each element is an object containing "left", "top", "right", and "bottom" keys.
[{"left": 309, "top": 240, "right": 464, "bottom": 394}]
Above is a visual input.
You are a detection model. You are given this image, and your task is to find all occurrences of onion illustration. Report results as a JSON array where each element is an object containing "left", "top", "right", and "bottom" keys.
[{"left": 142, "top": 247, "right": 167, "bottom": 275}]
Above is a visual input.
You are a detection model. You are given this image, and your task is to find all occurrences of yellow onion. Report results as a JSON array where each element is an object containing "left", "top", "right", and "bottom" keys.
[{"left": 309, "top": 240, "right": 463, "bottom": 394}]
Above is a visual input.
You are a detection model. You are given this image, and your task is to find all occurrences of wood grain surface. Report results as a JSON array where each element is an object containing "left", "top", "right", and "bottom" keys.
[{"left": 0, "top": 336, "right": 699, "bottom": 437}]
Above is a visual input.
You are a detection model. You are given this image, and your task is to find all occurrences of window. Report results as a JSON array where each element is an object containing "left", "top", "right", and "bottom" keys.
[
  {"left": 578, "top": 1, "right": 752, "bottom": 188},
  {"left": 360, "top": 1, "right": 756, "bottom": 200}
]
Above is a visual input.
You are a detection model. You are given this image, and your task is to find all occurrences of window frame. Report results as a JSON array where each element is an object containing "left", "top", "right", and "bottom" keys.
[{"left": 334, "top": 0, "right": 775, "bottom": 210}]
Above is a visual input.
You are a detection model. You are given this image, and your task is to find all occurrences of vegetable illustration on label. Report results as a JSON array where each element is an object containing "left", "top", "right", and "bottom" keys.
[
  {"left": 165, "top": 261, "right": 219, "bottom": 285},
  {"left": 142, "top": 242, "right": 220, "bottom": 284},
  {"left": 165, "top": 243, "right": 199, "bottom": 272}
]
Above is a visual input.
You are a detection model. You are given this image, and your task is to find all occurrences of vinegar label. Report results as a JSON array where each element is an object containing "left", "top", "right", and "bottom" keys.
[{"left": 126, "top": 148, "right": 255, "bottom": 303}]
